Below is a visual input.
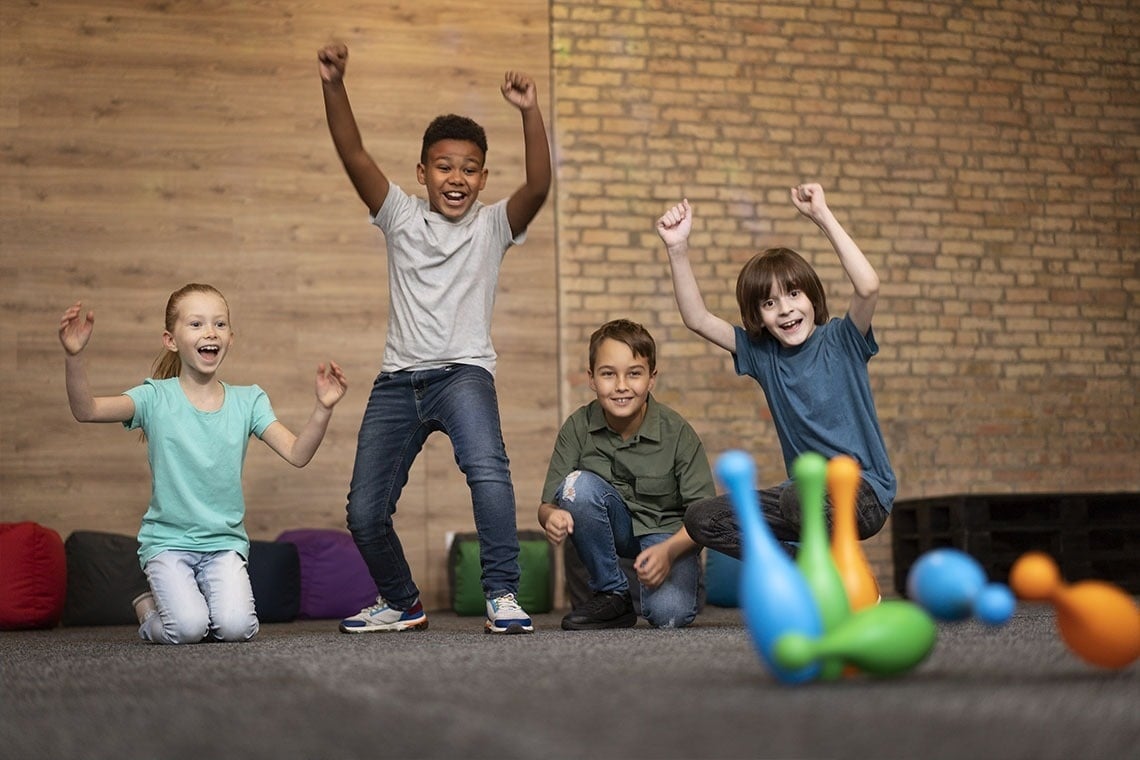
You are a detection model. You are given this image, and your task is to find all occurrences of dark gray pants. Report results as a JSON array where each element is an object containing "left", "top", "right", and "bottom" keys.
[{"left": 683, "top": 481, "right": 889, "bottom": 560}]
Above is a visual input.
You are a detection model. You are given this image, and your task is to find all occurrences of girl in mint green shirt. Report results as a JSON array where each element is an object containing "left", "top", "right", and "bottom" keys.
[{"left": 59, "top": 283, "right": 347, "bottom": 644}]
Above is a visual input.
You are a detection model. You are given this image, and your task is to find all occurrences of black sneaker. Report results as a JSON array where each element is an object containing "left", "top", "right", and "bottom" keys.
[{"left": 561, "top": 591, "right": 637, "bottom": 630}]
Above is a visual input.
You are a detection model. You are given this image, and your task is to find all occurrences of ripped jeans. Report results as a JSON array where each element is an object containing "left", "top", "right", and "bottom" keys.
[{"left": 552, "top": 470, "right": 700, "bottom": 628}]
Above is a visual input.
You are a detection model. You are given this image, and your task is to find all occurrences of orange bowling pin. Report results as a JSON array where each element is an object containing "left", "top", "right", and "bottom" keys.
[
  {"left": 1009, "top": 551, "right": 1140, "bottom": 669},
  {"left": 827, "top": 455, "right": 881, "bottom": 611}
]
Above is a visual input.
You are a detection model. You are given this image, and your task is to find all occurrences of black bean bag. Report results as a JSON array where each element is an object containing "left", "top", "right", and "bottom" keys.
[{"left": 62, "top": 531, "right": 148, "bottom": 627}]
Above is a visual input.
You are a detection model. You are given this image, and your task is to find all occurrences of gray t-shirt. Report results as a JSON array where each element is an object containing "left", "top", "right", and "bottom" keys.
[{"left": 370, "top": 182, "right": 525, "bottom": 374}]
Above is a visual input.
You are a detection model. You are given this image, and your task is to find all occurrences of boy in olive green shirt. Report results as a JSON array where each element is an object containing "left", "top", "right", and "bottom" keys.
[{"left": 538, "top": 319, "right": 714, "bottom": 629}]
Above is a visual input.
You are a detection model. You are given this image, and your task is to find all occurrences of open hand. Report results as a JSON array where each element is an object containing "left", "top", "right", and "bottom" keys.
[
  {"left": 59, "top": 302, "right": 95, "bottom": 356},
  {"left": 315, "top": 360, "right": 348, "bottom": 409}
]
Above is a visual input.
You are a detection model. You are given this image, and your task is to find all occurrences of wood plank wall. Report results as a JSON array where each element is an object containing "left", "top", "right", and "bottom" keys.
[{"left": 0, "top": 1, "right": 558, "bottom": 611}]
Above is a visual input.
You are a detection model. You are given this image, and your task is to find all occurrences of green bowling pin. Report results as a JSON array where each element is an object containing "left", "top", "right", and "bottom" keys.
[
  {"left": 774, "top": 600, "right": 938, "bottom": 677},
  {"left": 793, "top": 452, "right": 851, "bottom": 680}
]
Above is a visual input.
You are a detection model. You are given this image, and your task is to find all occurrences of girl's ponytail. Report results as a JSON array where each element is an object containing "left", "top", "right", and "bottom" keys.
[{"left": 151, "top": 349, "right": 181, "bottom": 380}]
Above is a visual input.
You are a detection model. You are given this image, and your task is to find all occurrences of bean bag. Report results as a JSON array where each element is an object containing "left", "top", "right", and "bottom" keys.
[
  {"left": 62, "top": 531, "right": 148, "bottom": 626},
  {"left": 247, "top": 539, "right": 301, "bottom": 623},
  {"left": 276, "top": 529, "right": 378, "bottom": 619},
  {"left": 0, "top": 522, "right": 67, "bottom": 630},
  {"left": 450, "top": 530, "right": 553, "bottom": 615},
  {"left": 705, "top": 550, "right": 741, "bottom": 607}
]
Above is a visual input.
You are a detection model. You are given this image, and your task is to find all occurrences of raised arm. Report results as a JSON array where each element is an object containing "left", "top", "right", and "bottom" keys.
[
  {"left": 59, "top": 302, "right": 136, "bottom": 423},
  {"left": 790, "top": 184, "right": 879, "bottom": 336},
  {"left": 260, "top": 361, "right": 348, "bottom": 468},
  {"left": 500, "top": 71, "right": 551, "bottom": 237},
  {"left": 655, "top": 200, "right": 736, "bottom": 352},
  {"left": 319, "top": 44, "right": 389, "bottom": 216}
]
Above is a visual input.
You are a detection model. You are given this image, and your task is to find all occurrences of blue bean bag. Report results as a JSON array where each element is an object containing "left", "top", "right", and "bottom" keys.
[
  {"left": 705, "top": 550, "right": 741, "bottom": 608},
  {"left": 247, "top": 539, "right": 301, "bottom": 623}
]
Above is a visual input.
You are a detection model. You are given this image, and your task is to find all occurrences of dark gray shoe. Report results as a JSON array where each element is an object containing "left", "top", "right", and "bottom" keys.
[{"left": 561, "top": 591, "right": 637, "bottom": 630}]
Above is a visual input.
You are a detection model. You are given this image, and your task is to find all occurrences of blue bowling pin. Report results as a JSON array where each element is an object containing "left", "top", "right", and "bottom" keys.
[{"left": 716, "top": 450, "right": 822, "bottom": 684}]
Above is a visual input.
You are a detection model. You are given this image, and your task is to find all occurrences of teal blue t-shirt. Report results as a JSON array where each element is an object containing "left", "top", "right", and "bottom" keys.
[
  {"left": 123, "top": 378, "right": 277, "bottom": 567},
  {"left": 732, "top": 316, "right": 896, "bottom": 509}
]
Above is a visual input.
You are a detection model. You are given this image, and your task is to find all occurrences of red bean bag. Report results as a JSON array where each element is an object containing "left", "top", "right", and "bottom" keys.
[{"left": 0, "top": 522, "right": 67, "bottom": 630}]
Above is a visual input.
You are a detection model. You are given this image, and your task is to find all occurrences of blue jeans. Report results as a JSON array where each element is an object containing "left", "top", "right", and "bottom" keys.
[
  {"left": 141, "top": 550, "right": 259, "bottom": 644},
  {"left": 553, "top": 471, "right": 701, "bottom": 628},
  {"left": 346, "top": 365, "right": 520, "bottom": 609}
]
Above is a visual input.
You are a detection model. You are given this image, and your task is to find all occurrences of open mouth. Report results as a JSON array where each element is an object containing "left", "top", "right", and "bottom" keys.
[
  {"left": 778, "top": 318, "right": 802, "bottom": 332},
  {"left": 198, "top": 345, "right": 220, "bottom": 357},
  {"left": 443, "top": 191, "right": 466, "bottom": 203}
]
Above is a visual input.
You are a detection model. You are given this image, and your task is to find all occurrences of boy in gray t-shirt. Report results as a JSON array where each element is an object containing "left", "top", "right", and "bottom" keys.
[{"left": 318, "top": 43, "right": 551, "bottom": 634}]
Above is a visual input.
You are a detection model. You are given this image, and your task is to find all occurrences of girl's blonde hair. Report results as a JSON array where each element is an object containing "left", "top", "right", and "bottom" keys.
[{"left": 152, "top": 283, "right": 230, "bottom": 379}]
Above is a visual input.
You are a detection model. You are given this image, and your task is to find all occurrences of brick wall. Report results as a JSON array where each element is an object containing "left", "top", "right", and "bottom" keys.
[{"left": 550, "top": 0, "right": 1139, "bottom": 581}]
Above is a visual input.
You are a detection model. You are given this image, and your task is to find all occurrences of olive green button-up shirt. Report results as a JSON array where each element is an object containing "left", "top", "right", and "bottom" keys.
[{"left": 541, "top": 395, "right": 715, "bottom": 536}]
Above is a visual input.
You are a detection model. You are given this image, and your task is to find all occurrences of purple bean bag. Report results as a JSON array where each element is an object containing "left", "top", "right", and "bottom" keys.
[{"left": 276, "top": 529, "right": 378, "bottom": 619}]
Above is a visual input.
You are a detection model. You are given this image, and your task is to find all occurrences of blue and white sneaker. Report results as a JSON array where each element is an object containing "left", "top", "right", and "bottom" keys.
[
  {"left": 484, "top": 592, "right": 534, "bottom": 634},
  {"left": 339, "top": 597, "right": 428, "bottom": 634}
]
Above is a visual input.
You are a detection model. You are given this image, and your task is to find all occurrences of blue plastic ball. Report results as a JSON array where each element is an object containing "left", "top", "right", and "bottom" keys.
[{"left": 906, "top": 548, "right": 986, "bottom": 621}]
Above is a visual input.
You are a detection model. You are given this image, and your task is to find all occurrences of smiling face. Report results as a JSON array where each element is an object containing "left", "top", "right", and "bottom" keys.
[
  {"left": 161, "top": 290, "right": 233, "bottom": 378},
  {"left": 759, "top": 279, "right": 817, "bottom": 348},
  {"left": 736, "top": 247, "right": 829, "bottom": 345},
  {"left": 416, "top": 138, "right": 488, "bottom": 220},
  {"left": 588, "top": 337, "right": 657, "bottom": 439}
]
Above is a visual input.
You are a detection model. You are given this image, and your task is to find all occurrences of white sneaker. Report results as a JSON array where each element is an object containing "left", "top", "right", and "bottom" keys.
[
  {"left": 339, "top": 597, "right": 428, "bottom": 634},
  {"left": 484, "top": 592, "right": 534, "bottom": 634}
]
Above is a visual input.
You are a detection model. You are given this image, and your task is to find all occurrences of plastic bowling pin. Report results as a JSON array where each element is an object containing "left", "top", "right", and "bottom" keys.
[
  {"left": 1009, "top": 551, "right": 1140, "bottom": 669},
  {"left": 715, "top": 450, "right": 822, "bottom": 684},
  {"left": 793, "top": 452, "right": 851, "bottom": 680},
  {"left": 827, "top": 455, "right": 881, "bottom": 611},
  {"left": 774, "top": 600, "right": 938, "bottom": 677}
]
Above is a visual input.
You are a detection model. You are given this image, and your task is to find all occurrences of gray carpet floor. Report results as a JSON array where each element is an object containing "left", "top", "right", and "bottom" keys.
[{"left": 2, "top": 603, "right": 1138, "bottom": 760}]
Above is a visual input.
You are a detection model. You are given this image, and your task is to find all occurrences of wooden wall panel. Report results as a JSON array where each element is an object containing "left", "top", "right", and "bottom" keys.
[{"left": 1, "top": 0, "right": 557, "bottom": 611}]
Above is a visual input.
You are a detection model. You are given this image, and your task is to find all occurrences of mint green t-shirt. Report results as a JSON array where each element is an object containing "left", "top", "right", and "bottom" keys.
[{"left": 123, "top": 378, "right": 277, "bottom": 567}]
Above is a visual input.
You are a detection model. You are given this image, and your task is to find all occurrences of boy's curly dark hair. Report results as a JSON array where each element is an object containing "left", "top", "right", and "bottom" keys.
[{"left": 420, "top": 114, "right": 488, "bottom": 163}]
